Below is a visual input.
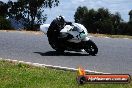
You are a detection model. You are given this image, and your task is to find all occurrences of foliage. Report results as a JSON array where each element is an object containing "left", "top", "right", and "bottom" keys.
[
  {"left": 0, "top": 1, "right": 8, "bottom": 17},
  {"left": 0, "top": 2, "right": 12, "bottom": 30},
  {"left": 74, "top": 6, "right": 88, "bottom": 23},
  {"left": 74, "top": 6, "right": 132, "bottom": 35},
  {"left": 0, "top": 16, "right": 12, "bottom": 30},
  {"left": 7, "top": 0, "right": 59, "bottom": 31}
]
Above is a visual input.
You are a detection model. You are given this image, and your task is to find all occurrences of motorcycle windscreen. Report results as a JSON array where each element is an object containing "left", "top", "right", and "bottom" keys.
[{"left": 73, "top": 23, "right": 88, "bottom": 35}]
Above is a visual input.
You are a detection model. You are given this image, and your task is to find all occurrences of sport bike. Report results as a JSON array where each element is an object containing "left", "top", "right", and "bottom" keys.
[{"left": 40, "top": 23, "right": 98, "bottom": 55}]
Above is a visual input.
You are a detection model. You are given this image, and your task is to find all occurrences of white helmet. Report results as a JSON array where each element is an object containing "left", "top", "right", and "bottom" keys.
[
  {"left": 56, "top": 15, "right": 65, "bottom": 22},
  {"left": 56, "top": 15, "right": 66, "bottom": 28}
]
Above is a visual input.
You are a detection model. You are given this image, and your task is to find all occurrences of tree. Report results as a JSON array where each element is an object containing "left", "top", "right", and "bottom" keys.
[
  {"left": 127, "top": 22, "right": 132, "bottom": 35},
  {"left": 97, "top": 8, "right": 110, "bottom": 21},
  {"left": 85, "top": 9, "right": 98, "bottom": 33},
  {"left": 129, "top": 10, "right": 132, "bottom": 23},
  {"left": 0, "top": 1, "right": 12, "bottom": 30},
  {"left": 7, "top": 0, "right": 59, "bottom": 30},
  {"left": 74, "top": 6, "right": 88, "bottom": 23},
  {"left": 0, "top": 16, "right": 12, "bottom": 30},
  {"left": 0, "top": 1, "right": 8, "bottom": 17},
  {"left": 110, "top": 12, "right": 122, "bottom": 34},
  {"left": 74, "top": 6, "right": 124, "bottom": 34},
  {"left": 99, "top": 19, "right": 113, "bottom": 34}
]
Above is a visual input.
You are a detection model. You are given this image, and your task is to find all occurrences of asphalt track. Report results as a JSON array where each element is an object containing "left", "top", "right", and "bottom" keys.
[{"left": 0, "top": 31, "right": 132, "bottom": 74}]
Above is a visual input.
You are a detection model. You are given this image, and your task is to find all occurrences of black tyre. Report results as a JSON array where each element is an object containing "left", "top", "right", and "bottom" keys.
[
  {"left": 55, "top": 49, "right": 65, "bottom": 53},
  {"left": 84, "top": 40, "right": 98, "bottom": 55},
  {"left": 49, "top": 40, "right": 65, "bottom": 53}
]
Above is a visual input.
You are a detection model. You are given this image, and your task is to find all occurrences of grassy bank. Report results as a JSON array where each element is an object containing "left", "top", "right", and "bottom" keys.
[{"left": 0, "top": 60, "right": 131, "bottom": 88}]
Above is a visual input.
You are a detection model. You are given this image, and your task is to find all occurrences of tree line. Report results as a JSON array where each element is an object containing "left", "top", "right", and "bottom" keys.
[
  {"left": 0, "top": 2, "right": 132, "bottom": 35},
  {"left": 0, "top": 0, "right": 59, "bottom": 30},
  {"left": 74, "top": 6, "right": 132, "bottom": 35}
]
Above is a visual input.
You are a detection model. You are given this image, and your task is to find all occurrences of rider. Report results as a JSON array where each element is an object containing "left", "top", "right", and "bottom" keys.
[{"left": 47, "top": 16, "right": 72, "bottom": 48}]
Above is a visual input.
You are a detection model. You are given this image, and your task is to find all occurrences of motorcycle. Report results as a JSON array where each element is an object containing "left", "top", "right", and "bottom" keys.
[{"left": 40, "top": 23, "right": 98, "bottom": 55}]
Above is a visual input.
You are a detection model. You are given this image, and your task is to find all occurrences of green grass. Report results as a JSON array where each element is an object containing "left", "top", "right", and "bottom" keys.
[
  {"left": 90, "top": 33, "right": 132, "bottom": 39},
  {"left": 0, "top": 60, "right": 131, "bottom": 88}
]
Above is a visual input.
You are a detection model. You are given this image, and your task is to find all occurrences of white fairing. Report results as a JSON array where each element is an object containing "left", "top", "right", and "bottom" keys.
[
  {"left": 40, "top": 23, "right": 90, "bottom": 43},
  {"left": 60, "top": 23, "right": 89, "bottom": 43},
  {"left": 73, "top": 23, "right": 88, "bottom": 35},
  {"left": 40, "top": 24, "right": 50, "bottom": 34}
]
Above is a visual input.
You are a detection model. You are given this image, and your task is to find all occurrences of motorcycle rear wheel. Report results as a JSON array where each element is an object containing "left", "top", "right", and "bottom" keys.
[{"left": 49, "top": 41, "right": 65, "bottom": 53}]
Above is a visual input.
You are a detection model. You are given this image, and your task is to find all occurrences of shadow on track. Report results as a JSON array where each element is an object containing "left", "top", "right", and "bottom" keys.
[{"left": 34, "top": 51, "right": 90, "bottom": 56}]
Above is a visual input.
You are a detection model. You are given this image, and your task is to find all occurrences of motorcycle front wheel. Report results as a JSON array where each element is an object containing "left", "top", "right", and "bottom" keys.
[{"left": 84, "top": 40, "right": 98, "bottom": 55}]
